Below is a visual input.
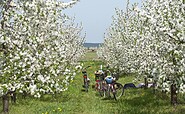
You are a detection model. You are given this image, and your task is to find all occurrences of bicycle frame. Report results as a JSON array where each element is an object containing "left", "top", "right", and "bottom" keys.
[
  {"left": 95, "top": 79, "right": 101, "bottom": 90},
  {"left": 82, "top": 66, "right": 91, "bottom": 92},
  {"left": 94, "top": 68, "right": 107, "bottom": 92},
  {"left": 107, "top": 82, "right": 117, "bottom": 99},
  {"left": 99, "top": 69, "right": 124, "bottom": 100},
  {"left": 95, "top": 75, "right": 105, "bottom": 91}
]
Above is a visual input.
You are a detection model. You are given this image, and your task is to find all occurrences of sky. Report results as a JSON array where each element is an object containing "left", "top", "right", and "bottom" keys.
[{"left": 63, "top": 0, "right": 142, "bottom": 43}]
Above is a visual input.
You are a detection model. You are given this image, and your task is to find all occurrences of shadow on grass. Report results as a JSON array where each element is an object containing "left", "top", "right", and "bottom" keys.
[
  {"left": 81, "top": 89, "right": 88, "bottom": 92},
  {"left": 101, "top": 97, "right": 118, "bottom": 103},
  {"left": 110, "top": 88, "right": 185, "bottom": 114}
]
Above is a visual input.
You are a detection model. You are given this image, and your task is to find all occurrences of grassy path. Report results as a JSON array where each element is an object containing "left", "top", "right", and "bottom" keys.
[
  {"left": 61, "top": 60, "right": 120, "bottom": 114},
  {"left": 60, "top": 61, "right": 185, "bottom": 114},
  {"left": 2, "top": 54, "right": 185, "bottom": 114}
]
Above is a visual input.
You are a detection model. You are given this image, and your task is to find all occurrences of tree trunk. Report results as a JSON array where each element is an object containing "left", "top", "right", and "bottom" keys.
[
  {"left": 22, "top": 91, "right": 27, "bottom": 99},
  {"left": 171, "top": 84, "right": 177, "bottom": 105},
  {"left": 144, "top": 77, "right": 148, "bottom": 89},
  {"left": 10, "top": 91, "right": 16, "bottom": 103},
  {"left": 1, "top": 1, "right": 12, "bottom": 113},
  {"left": 153, "top": 80, "right": 156, "bottom": 94},
  {"left": 2, "top": 94, "right": 9, "bottom": 114}
]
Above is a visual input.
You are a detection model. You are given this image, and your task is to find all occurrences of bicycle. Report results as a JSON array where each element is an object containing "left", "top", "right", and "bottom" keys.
[
  {"left": 101, "top": 70, "right": 124, "bottom": 100},
  {"left": 94, "top": 65, "right": 107, "bottom": 96},
  {"left": 82, "top": 66, "right": 91, "bottom": 92},
  {"left": 94, "top": 70, "right": 106, "bottom": 95}
]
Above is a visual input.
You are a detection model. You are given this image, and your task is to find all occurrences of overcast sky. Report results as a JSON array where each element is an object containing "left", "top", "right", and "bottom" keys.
[{"left": 63, "top": 0, "right": 142, "bottom": 43}]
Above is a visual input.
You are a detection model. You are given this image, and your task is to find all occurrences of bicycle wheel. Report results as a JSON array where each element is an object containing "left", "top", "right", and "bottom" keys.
[
  {"left": 113, "top": 82, "right": 124, "bottom": 99},
  {"left": 109, "top": 84, "right": 117, "bottom": 100},
  {"left": 95, "top": 80, "right": 100, "bottom": 91},
  {"left": 99, "top": 81, "right": 106, "bottom": 97},
  {"left": 84, "top": 79, "right": 88, "bottom": 92},
  {"left": 113, "top": 91, "right": 117, "bottom": 100},
  {"left": 107, "top": 84, "right": 115, "bottom": 98}
]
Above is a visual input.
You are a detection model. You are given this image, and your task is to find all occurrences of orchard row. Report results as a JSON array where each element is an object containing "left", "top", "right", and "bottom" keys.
[{"left": 98, "top": 0, "right": 185, "bottom": 104}]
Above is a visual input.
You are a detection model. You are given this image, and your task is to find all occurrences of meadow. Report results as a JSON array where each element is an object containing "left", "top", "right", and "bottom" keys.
[{"left": 1, "top": 51, "right": 185, "bottom": 114}]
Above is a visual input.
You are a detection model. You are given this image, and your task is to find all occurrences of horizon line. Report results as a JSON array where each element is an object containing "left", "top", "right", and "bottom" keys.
[{"left": 84, "top": 42, "right": 103, "bottom": 44}]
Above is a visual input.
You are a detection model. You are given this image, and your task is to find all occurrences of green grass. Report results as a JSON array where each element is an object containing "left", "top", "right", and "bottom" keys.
[
  {"left": 1, "top": 60, "right": 185, "bottom": 114},
  {"left": 80, "top": 50, "right": 99, "bottom": 61}
]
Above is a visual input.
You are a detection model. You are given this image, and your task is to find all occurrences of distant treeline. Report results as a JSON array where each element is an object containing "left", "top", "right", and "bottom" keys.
[{"left": 83, "top": 43, "right": 102, "bottom": 48}]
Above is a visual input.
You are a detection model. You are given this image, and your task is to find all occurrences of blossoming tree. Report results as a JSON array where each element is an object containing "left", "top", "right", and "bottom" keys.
[
  {"left": 137, "top": 0, "right": 185, "bottom": 105},
  {"left": 98, "top": 0, "right": 185, "bottom": 105},
  {"left": 97, "top": 2, "right": 141, "bottom": 73},
  {"left": 0, "top": 0, "right": 84, "bottom": 112}
]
